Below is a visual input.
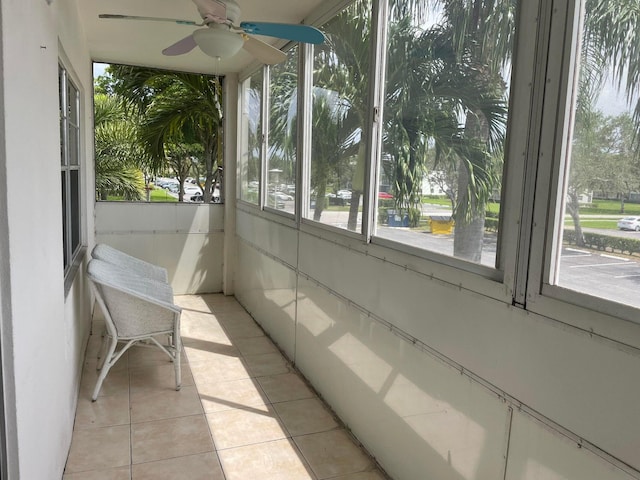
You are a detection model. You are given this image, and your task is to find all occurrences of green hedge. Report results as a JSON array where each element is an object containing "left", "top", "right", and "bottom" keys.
[
  {"left": 484, "top": 217, "right": 499, "bottom": 232},
  {"left": 563, "top": 230, "right": 640, "bottom": 256}
]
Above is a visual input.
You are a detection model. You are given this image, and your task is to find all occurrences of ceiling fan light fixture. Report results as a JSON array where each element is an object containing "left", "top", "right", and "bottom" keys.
[{"left": 193, "top": 26, "right": 244, "bottom": 59}]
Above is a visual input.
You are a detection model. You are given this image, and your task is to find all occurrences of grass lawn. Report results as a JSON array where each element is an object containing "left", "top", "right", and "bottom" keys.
[
  {"left": 580, "top": 200, "right": 640, "bottom": 215},
  {"left": 105, "top": 189, "right": 178, "bottom": 202},
  {"left": 150, "top": 189, "right": 178, "bottom": 202},
  {"left": 565, "top": 219, "right": 618, "bottom": 229}
]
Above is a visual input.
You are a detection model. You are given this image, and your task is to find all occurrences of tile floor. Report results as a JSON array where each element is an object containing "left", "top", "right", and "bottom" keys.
[{"left": 64, "top": 294, "right": 389, "bottom": 479}]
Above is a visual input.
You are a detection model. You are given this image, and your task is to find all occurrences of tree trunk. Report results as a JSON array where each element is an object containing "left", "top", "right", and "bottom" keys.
[
  {"left": 453, "top": 214, "right": 485, "bottom": 263},
  {"left": 347, "top": 191, "right": 361, "bottom": 230},
  {"left": 314, "top": 183, "right": 327, "bottom": 221},
  {"left": 203, "top": 142, "right": 215, "bottom": 204},
  {"left": 453, "top": 110, "right": 489, "bottom": 261},
  {"left": 566, "top": 191, "right": 584, "bottom": 247},
  {"left": 347, "top": 144, "right": 366, "bottom": 231}
]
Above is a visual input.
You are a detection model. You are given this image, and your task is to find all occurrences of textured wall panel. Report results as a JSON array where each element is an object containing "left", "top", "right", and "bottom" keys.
[
  {"left": 296, "top": 278, "right": 511, "bottom": 480},
  {"left": 505, "top": 411, "right": 637, "bottom": 480},
  {"left": 235, "top": 241, "right": 297, "bottom": 360}
]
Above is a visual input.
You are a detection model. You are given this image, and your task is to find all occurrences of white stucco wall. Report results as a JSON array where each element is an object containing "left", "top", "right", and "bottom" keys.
[
  {"left": 95, "top": 203, "right": 225, "bottom": 295},
  {"left": 0, "top": 0, "right": 94, "bottom": 477}
]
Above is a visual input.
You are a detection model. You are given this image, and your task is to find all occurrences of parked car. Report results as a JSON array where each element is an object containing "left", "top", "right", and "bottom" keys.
[
  {"left": 337, "top": 189, "right": 352, "bottom": 200},
  {"left": 268, "top": 194, "right": 285, "bottom": 209},
  {"left": 183, "top": 186, "right": 202, "bottom": 197},
  {"left": 273, "top": 192, "right": 293, "bottom": 201},
  {"left": 378, "top": 191, "right": 393, "bottom": 199},
  {"left": 190, "top": 188, "right": 222, "bottom": 203},
  {"left": 617, "top": 216, "right": 640, "bottom": 231}
]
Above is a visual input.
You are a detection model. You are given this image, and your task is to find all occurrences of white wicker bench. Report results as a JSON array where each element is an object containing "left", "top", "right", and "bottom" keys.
[{"left": 86, "top": 256, "right": 182, "bottom": 401}]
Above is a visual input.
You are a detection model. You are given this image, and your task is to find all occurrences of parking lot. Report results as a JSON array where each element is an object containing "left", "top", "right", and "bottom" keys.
[{"left": 559, "top": 247, "right": 640, "bottom": 309}]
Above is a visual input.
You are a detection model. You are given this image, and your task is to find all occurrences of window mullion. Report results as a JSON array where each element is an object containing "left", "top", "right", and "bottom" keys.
[
  {"left": 363, "top": 0, "right": 388, "bottom": 242},
  {"left": 260, "top": 66, "right": 270, "bottom": 209},
  {"left": 298, "top": 43, "right": 314, "bottom": 223},
  {"left": 526, "top": 0, "right": 579, "bottom": 307}
]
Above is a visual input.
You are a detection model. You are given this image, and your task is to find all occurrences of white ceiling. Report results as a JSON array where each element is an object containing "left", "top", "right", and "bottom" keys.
[{"left": 77, "top": 0, "right": 328, "bottom": 75}]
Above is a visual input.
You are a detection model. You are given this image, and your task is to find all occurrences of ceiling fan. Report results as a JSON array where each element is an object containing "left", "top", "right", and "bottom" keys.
[{"left": 99, "top": 0, "right": 326, "bottom": 65}]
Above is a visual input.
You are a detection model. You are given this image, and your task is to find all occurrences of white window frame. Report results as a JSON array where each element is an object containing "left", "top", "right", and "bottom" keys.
[
  {"left": 60, "top": 62, "right": 84, "bottom": 289},
  {"left": 524, "top": 0, "right": 640, "bottom": 348}
]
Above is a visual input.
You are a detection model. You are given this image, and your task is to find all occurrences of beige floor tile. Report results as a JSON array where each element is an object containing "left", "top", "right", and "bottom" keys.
[
  {"left": 189, "top": 355, "right": 251, "bottom": 384},
  {"left": 63, "top": 466, "right": 131, "bottom": 480},
  {"left": 233, "top": 336, "right": 280, "bottom": 356},
  {"left": 182, "top": 339, "right": 240, "bottom": 364},
  {"left": 218, "top": 439, "right": 315, "bottom": 480},
  {"left": 74, "top": 392, "right": 130, "bottom": 429},
  {"left": 201, "top": 295, "right": 246, "bottom": 312},
  {"left": 68, "top": 295, "right": 390, "bottom": 480},
  {"left": 129, "top": 362, "right": 193, "bottom": 393},
  {"left": 83, "top": 348, "right": 130, "bottom": 374},
  {"left": 294, "top": 430, "right": 373, "bottom": 479},
  {"left": 65, "top": 425, "right": 130, "bottom": 474},
  {"left": 131, "top": 415, "right": 214, "bottom": 464},
  {"left": 274, "top": 398, "right": 339, "bottom": 436},
  {"left": 257, "top": 373, "right": 315, "bottom": 404},
  {"left": 130, "top": 385, "right": 203, "bottom": 423},
  {"left": 221, "top": 319, "right": 265, "bottom": 339},
  {"left": 181, "top": 321, "right": 229, "bottom": 345},
  {"left": 173, "top": 295, "right": 212, "bottom": 310},
  {"left": 79, "top": 368, "right": 130, "bottom": 399},
  {"left": 243, "top": 352, "right": 292, "bottom": 377},
  {"left": 197, "top": 377, "right": 268, "bottom": 413},
  {"left": 127, "top": 344, "right": 186, "bottom": 368},
  {"left": 206, "top": 407, "right": 288, "bottom": 449},
  {"left": 131, "top": 452, "right": 224, "bottom": 480},
  {"left": 215, "top": 310, "right": 261, "bottom": 327}
]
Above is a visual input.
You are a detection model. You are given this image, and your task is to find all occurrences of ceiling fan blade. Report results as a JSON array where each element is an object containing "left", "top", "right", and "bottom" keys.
[
  {"left": 242, "top": 36, "right": 287, "bottom": 65},
  {"left": 162, "top": 35, "right": 198, "bottom": 56},
  {"left": 192, "top": 0, "right": 227, "bottom": 22},
  {"left": 240, "top": 22, "right": 325, "bottom": 44},
  {"left": 99, "top": 14, "right": 200, "bottom": 26}
]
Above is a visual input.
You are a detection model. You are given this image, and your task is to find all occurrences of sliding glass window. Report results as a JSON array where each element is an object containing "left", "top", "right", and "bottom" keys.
[
  {"left": 544, "top": 0, "right": 640, "bottom": 312},
  {"left": 239, "top": 70, "right": 263, "bottom": 205},
  {"left": 374, "top": 0, "right": 516, "bottom": 268},
  {"left": 304, "top": 0, "right": 372, "bottom": 232},
  {"left": 266, "top": 46, "right": 299, "bottom": 214}
]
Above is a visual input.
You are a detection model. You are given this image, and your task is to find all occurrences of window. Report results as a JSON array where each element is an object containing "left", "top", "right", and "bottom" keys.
[
  {"left": 94, "top": 63, "right": 224, "bottom": 204},
  {"left": 239, "top": 70, "right": 264, "bottom": 205},
  {"left": 544, "top": 0, "right": 640, "bottom": 312},
  {"left": 266, "top": 46, "right": 299, "bottom": 214},
  {"left": 373, "top": 0, "right": 516, "bottom": 268},
  {"left": 303, "top": 0, "right": 372, "bottom": 232},
  {"left": 59, "top": 64, "right": 82, "bottom": 274}
]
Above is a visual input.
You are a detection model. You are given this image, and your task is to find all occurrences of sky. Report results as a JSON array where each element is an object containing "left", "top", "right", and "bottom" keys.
[{"left": 93, "top": 62, "right": 108, "bottom": 78}]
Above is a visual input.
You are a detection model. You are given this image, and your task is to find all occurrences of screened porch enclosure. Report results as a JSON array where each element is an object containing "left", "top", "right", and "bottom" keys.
[{"left": 2, "top": 0, "right": 640, "bottom": 479}]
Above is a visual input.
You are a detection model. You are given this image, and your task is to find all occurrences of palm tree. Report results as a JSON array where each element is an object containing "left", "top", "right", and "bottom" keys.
[
  {"left": 109, "top": 66, "right": 224, "bottom": 203},
  {"left": 312, "top": 0, "right": 512, "bottom": 252},
  {"left": 383, "top": 19, "right": 508, "bottom": 230},
  {"left": 422, "top": 0, "right": 516, "bottom": 262},
  {"left": 94, "top": 93, "right": 146, "bottom": 201},
  {"left": 313, "top": 0, "right": 372, "bottom": 230},
  {"left": 268, "top": 48, "right": 299, "bottom": 188}
]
